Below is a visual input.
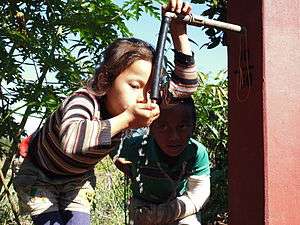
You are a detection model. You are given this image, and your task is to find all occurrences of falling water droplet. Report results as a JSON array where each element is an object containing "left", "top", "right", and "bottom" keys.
[
  {"left": 112, "top": 131, "right": 127, "bottom": 163},
  {"left": 138, "top": 148, "right": 145, "bottom": 157},
  {"left": 135, "top": 127, "right": 150, "bottom": 194},
  {"left": 136, "top": 174, "right": 141, "bottom": 182}
]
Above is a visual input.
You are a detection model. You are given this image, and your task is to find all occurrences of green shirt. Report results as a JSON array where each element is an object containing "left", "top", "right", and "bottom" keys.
[{"left": 112, "top": 131, "right": 210, "bottom": 204}]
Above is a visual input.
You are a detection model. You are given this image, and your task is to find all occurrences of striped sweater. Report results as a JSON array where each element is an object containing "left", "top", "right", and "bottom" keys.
[{"left": 29, "top": 51, "right": 198, "bottom": 176}]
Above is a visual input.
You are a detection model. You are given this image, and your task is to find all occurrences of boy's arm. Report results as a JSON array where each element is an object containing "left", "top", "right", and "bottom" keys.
[
  {"left": 161, "top": 2, "right": 199, "bottom": 102},
  {"left": 109, "top": 142, "right": 133, "bottom": 178},
  {"left": 132, "top": 143, "right": 211, "bottom": 224},
  {"left": 109, "top": 129, "right": 146, "bottom": 178},
  {"left": 172, "top": 143, "right": 211, "bottom": 219},
  {"left": 175, "top": 175, "right": 210, "bottom": 219},
  {"left": 130, "top": 175, "right": 210, "bottom": 225},
  {"left": 132, "top": 175, "right": 210, "bottom": 225}
]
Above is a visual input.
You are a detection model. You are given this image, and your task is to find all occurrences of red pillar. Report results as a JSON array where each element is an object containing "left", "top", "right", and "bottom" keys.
[{"left": 227, "top": 0, "right": 300, "bottom": 225}]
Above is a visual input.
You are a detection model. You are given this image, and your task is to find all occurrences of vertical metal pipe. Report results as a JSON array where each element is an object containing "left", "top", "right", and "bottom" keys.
[{"left": 150, "top": 14, "right": 172, "bottom": 101}]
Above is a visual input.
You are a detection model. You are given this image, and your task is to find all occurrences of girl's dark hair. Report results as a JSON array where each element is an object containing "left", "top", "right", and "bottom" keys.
[{"left": 87, "top": 38, "right": 155, "bottom": 96}]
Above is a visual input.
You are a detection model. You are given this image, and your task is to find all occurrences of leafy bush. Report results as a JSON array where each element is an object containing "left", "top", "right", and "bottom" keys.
[
  {"left": 193, "top": 71, "right": 228, "bottom": 225},
  {"left": 91, "top": 158, "right": 128, "bottom": 225}
]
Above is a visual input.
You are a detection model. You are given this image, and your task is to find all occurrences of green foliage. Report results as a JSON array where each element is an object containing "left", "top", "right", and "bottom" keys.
[
  {"left": 91, "top": 158, "right": 128, "bottom": 225},
  {"left": 122, "top": 0, "right": 165, "bottom": 20},
  {"left": 192, "top": 0, "right": 228, "bottom": 48},
  {"left": 0, "top": 0, "right": 165, "bottom": 143},
  {"left": 193, "top": 71, "right": 228, "bottom": 224},
  {"left": 0, "top": 197, "right": 14, "bottom": 224},
  {"left": 0, "top": 190, "right": 32, "bottom": 225}
]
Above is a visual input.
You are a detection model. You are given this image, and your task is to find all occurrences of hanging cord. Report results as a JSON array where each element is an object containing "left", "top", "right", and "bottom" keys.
[{"left": 236, "top": 27, "right": 251, "bottom": 102}]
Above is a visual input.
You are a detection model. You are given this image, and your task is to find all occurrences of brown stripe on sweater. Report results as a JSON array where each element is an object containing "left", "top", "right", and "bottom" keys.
[
  {"left": 45, "top": 128, "right": 94, "bottom": 170},
  {"left": 74, "top": 120, "right": 86, "bottom": 154}
]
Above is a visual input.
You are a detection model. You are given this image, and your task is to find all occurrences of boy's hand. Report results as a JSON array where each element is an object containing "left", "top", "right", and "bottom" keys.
[
  {"left": 163, "top": 1, "right": 192, "bottom": 33},
  {"left": 130, "top": 200, "right": 181, "bottom": 225},
  {"left": 162, "top": 1, "right": 192, "bottom": 54},
  {"left": 164, "top": 0, "right": 192, "bottom": 15},
  {"left": 114, "top": 158, "right": 133, "bottom": 178}
]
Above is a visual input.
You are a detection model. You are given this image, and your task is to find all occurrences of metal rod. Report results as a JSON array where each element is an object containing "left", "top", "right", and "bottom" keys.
[
  {"left": 150, "top": 14, "right": 172, "bottom": 101},
  {"left": 167, "top": 12, "right": 244, "bottom": 33}
]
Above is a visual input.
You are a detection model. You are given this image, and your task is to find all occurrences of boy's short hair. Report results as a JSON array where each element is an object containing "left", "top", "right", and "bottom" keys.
[{"left": 159, "top": 97, "right": 196, "bottom": 130}]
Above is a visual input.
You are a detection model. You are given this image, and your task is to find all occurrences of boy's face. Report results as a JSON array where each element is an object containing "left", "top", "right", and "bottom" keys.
[
  {"left": 151, "top": 104, "right": 194, "bottom": 157},
  {"left": 105, "top": 60, "right": 152, "bottom": 116}
]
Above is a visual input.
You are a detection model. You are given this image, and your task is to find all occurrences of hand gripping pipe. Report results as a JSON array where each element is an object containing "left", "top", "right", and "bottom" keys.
[{"left": 150, "top": 12, "right": 244, "bottom": 101}]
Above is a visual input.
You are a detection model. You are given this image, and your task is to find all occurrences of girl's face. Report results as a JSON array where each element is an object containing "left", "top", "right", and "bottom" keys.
[
  {"left": 151, "top": 104, "right": 194, "bottom": 157},
  {"left": 105, "top": 60, "right": 152, "bottom": 116}
]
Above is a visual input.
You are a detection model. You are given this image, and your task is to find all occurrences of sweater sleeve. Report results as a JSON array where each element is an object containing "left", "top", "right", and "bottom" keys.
[
  {"left": 59, "top": 91, "right": 112, "bottom": 155},
  {"left": 161, "top": 50, "right": 199, "bottom": 104},
  {"left": 176, "top": 175, "right": 210, "bottom": 219}
]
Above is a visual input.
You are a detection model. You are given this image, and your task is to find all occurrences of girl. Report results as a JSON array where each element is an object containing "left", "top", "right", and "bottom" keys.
[
  {"left": 13, "top": 1, "right": 196, "bottom": 224},
  {"left": 112, "top": 98, "right": 210, "bottom": 225}
]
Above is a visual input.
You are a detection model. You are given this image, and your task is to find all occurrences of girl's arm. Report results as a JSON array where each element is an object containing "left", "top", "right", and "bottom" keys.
[{"left": 60, "top": 90, "right": 159, "bottom": 154}]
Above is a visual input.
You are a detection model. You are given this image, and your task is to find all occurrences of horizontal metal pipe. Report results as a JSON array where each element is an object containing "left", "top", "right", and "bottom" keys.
[{"left": 165, "top": 12, "right": 244, "bottom": 33}]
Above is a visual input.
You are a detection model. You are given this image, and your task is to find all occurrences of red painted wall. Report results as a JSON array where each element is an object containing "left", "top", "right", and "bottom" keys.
[
  {"left": 263, "top": 1, "right": 300, "bottom": 224},
  {"left": 228, "top": 0, "right": 300, "bottom": 224}
]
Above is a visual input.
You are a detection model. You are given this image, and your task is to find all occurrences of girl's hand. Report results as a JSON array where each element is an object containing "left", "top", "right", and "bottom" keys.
[
  {"left": 124, "top": 100, "right": 160, "bottom": 129},
  {"left": 109, "top": 97, "right": 160, "bottom": 137}
]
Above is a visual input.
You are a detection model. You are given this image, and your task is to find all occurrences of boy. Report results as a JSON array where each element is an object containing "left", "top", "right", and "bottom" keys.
[{"left": 112, "top": 98, "right": 210, "bottom": 225}]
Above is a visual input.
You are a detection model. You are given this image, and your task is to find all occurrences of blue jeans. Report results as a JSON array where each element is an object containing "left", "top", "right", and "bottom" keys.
[{"left": 32, "top": 210, "right": 90, "bottom": 225}]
